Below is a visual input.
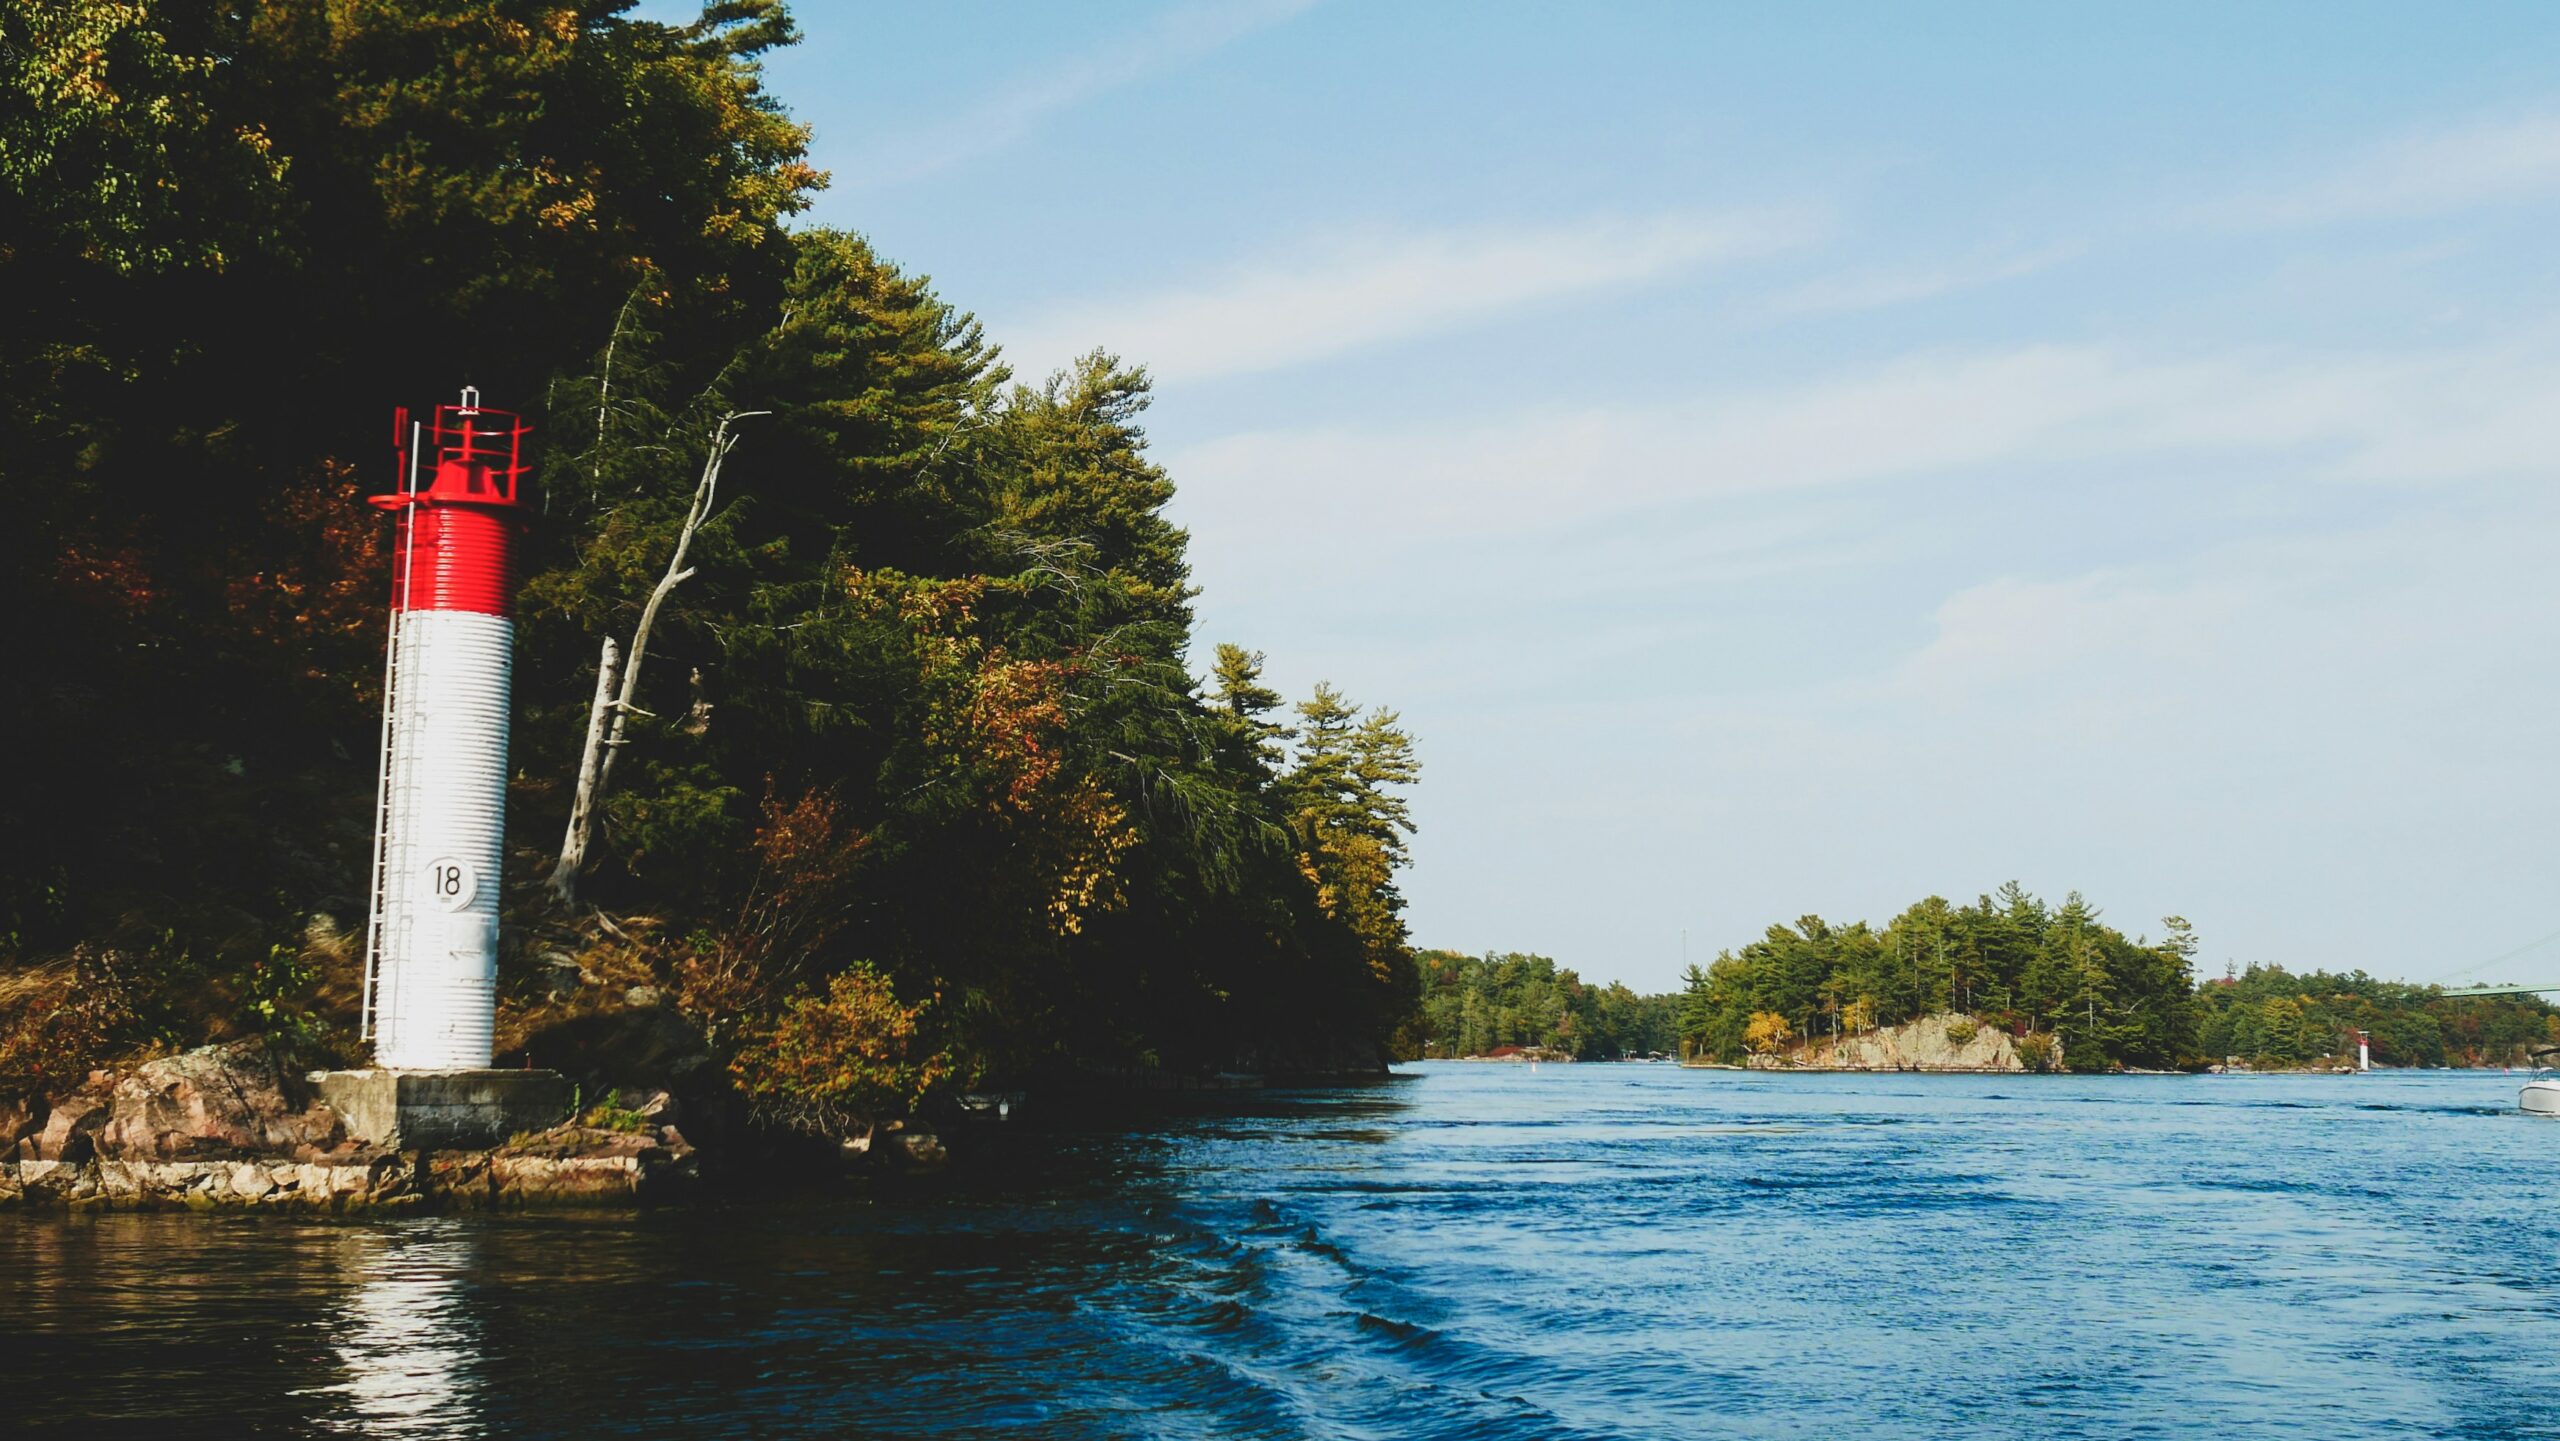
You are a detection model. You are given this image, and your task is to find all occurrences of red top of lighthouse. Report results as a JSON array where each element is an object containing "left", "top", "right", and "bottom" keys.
[
  {"left": 375, "top": 388, "right": 529, "bottom": 511},
  {"left": 372, "top": 388, "right": 530, "bottom": 617}
]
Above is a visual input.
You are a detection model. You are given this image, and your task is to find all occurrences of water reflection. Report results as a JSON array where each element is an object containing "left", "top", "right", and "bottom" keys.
[{"left": 313, "top": 1221, "right": 484, "bottom": 1438}]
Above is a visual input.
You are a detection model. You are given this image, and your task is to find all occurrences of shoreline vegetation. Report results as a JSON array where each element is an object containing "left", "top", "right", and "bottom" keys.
[
  {"left": 1, "top": 2, "right": 1424, "bottom": 1188},
  {"left": 1419, "top": 885, "right": 2560, "bottom": 1075}
]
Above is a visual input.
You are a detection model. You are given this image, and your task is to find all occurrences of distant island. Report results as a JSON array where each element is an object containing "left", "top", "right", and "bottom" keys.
[{"left": 1411, "top": 885, "right": 2559, "bottom": 1073}]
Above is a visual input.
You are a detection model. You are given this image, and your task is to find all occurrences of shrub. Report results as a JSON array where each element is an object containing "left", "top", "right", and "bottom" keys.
[
  {"left": 579, "top": 1097, "right": 652, "bottom": 1134},
  {"left": 1946, "top": 1018, "right": 1979, "bottom": 1046},
  {"left": 2015, "top": 1032, "right": 2059, "bottom": 1073},
  {"left": 727, "top": 965, "right": 957, "bottom": 1138},
  {"left": 678, "top": 786, "right": 872, "bottom": 1052},
  {"left": 0, "top": 948, "right": 137, "bottom": 1102},
  {"left": 237, "top": 942, "right": 320, "bottom": 1044}
]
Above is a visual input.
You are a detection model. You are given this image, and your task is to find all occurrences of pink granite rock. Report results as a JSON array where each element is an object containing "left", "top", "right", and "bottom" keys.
[{"left": 89, "top": 1043, "right": 347, "bottom": 1159}]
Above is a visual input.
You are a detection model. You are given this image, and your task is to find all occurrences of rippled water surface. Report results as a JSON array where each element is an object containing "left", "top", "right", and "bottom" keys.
[{"left": 8, "top": 1064, "right": 2560, "bottom": 1438}]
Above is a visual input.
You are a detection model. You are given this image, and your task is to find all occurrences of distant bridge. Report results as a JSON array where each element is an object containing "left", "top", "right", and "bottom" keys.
[{"left": 2434, "top": 983, "right": 2560, "bottom": 999}]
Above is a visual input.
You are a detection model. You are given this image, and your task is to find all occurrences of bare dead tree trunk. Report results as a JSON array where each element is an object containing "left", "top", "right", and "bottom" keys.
[
  {"left": 550, "top": 635, "right": 622, "bottom": 905},
  {"left": 593, "top": 292, "right": 636, "bottom": 489},
  {"left": 549, "top": 410, "right": 762, "bottom": 908}
]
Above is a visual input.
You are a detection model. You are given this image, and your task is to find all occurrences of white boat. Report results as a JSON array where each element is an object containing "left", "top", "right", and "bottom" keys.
[{"left": 2522, "top": 1048, "right": 2560, "bottom": 1115}]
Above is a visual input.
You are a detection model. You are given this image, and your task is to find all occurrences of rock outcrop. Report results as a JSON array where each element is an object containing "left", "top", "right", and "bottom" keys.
[
  {"left": 479, "top": 1124, "right": 698, "bottom": 1205},
  {"left": 0, "top": 1123, "right": 697, "bottom": 1212},
  {"left": 99, "top": 1045, "right": 351, "bottom": 1158},
  {"left": 0, "top": 1043, "right": 697, "bottom": 1211},
  {"left": 7, "top": 1043, "right": 347, "bottom": 1164},
  {"left": 1757, "top": 1012, "right": 2053, "bottom": 1072}
]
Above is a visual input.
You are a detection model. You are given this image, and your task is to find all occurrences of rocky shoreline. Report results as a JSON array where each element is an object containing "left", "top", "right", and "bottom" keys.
[
  {"left": 0, "top": 1128, "right": 695, "bottom": 1213},
  {"left": 1689, "top": 1012, "right": 2056, "bottom": 1073},
  {"left": 0, "top": 1042, "right": 700, "bottom": 1213},
  {"left": 0, "top": 1029, "right": 1395, "bottom": 1214}
]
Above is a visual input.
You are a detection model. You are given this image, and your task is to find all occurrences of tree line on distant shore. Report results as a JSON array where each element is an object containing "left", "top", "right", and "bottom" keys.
[
  {"left": 2194, "top": 965, "right": 2557, "bottom": 1069},
  {"left": 1420, "top": 885, "right": 2559, "bottom": 1072},
  {"left": 1409, "top": 951, "right": 1680, "bottom": 1060}
]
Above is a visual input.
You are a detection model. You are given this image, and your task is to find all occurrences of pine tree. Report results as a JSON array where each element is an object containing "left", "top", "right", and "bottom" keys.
[
  {"left": 1208, "top": 644, "right": 1292, "bottom": 773},
  {"left": 1283, "top": 684, "right": 1420, "bottom": 989}
]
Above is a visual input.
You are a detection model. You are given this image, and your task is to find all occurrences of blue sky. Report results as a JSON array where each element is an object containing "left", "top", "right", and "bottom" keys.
[{"left": 690, "top": 2, "right": 2560, "bottom": 990}]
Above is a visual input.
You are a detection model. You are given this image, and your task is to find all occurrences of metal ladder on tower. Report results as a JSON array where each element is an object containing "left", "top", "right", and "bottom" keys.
[
  {"left": 360, "top": 419, "right": 426, "bottom": 1045},
  {"left": 358, "top": 615, "right": 402, "bottom": 1043}
]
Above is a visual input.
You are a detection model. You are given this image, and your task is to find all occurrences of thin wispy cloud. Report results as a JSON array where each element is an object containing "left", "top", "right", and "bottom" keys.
[
  {"left": 1763, "top": 246, "right": 2076, "bottom": 316},
  {"left": 1887, "top": 517, "right": 2560, "bottom": 760},
  {"left": 2206, "top": 111, "right": 2560, "bottom": 228},
  {"left": 1002, "top": 207, "right": 1817, "bottom": 383},
  {"left": 1634, "top": 505, "right": 2560, "bottom": 963},
  {"left": 1169, "top": 338, "right": 2560, "bottom": 544},
  {"left": 841, "top": 0, "right": 1317, "bottom": 188}
]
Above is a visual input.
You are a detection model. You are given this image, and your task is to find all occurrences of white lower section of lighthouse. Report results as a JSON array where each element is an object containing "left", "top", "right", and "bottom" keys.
[{"left": 375, "top": 610, "right": 514, "bottom": 1070}]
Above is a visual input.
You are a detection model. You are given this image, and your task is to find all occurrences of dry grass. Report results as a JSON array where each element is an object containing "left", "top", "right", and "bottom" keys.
[
  {"left": 492, "top": 911, "right": 673, "bottom": 1059},
  {"left": 300, "top": 913, "right": 365, "bottom": 1028},
  {"left": 0, "top": 959, "right": 75, "bottom": 1011}
]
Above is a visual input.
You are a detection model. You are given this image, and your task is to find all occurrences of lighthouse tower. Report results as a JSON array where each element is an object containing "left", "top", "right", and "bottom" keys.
[{"left": 360, "top": 390, "right": 526, "bottom": 1070}]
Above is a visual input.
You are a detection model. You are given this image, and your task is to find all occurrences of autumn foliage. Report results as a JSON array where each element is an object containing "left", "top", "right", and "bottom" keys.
[
  {"left": 726, "top": 966, "right": 958, "bottom": 1139},
  {"left": 1744, "top": 1011, "right": 1795, "bottom": 1056},
  {"left": 1, "top": 2, "right": 1426, "bottom": 1116},
  {"left": 0, "top": 951, "right": 138, "bottom": 1104}
]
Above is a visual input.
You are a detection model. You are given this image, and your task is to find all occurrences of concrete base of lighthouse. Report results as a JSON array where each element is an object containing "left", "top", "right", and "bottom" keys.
[{"left": 315, "top": 1068, "right": 574, "bottom": 1151}]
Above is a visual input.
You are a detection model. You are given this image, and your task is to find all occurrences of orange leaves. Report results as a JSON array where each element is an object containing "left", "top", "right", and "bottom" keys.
[
  {"left": 750, "top": 785, "right": 870, "bottom": 908},
  {"left": 53, "top": 539, "right": 158, "bottom": 620},
  {"left": 967, "top": 655, "right": 1070, "bottom": 814},
  {"left": 960, "top": 657, "right": 1140, "bottom": 935},
  {"left": 226, "top": 459, "right": 394, "bottom": 704},
  {"left": 531, "top": 164, "right": 600, "bottom": 231},
  {"left": 843, "top": 565, "right": 1136, "bottom": 938},
  {"left": 846, "top": 564, "right": 1068, "bottom": 816},
  {"left": 55, "top": 458, "right": 390, "bottom": 710},
  {"left": 844, "top": 564, "right": 981, "bottom": 630},
  {"left": 691, "top": 785, "right": 871, "bottom": 1010}
]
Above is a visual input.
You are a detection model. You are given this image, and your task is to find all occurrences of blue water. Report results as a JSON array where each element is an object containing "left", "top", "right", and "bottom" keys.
[{"left": 6, "top": 1063, "right": 2560, "bottom": 1438}]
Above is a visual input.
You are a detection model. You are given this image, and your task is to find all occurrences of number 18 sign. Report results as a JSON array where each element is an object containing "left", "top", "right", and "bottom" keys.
[{"left": 423, "top": 856, "right": 480, "bottom": 912}]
